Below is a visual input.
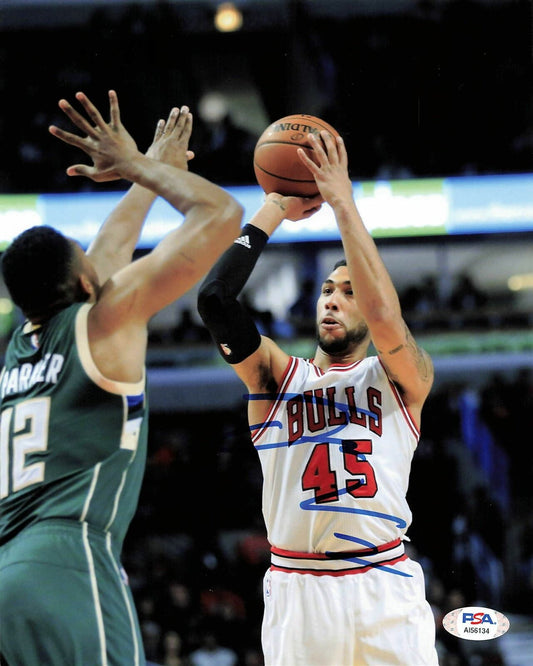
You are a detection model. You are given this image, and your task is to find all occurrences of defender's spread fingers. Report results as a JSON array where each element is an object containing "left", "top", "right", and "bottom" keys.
[
  {"left": 164, "top": 107, "right": 180, "bottom": 132},
  {"left": 57, "top": 99, "right": 98, "bottom": 138},
  {"left": 74, "top": 91, "right": 108, "bottom": 131},
  {"left": 107, "top": 90, "right": 121, "bottom": 128},
  {"left": 49, "top": 124, "right": 89, "bottom": 150},
  {"left": 176, "top": 107, "right": 192, "bottom": 139}
]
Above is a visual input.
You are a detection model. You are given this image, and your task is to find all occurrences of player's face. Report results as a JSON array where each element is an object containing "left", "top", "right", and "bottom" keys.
[{"left": 315, "top": 265, "right": 369, "bottom": 355}]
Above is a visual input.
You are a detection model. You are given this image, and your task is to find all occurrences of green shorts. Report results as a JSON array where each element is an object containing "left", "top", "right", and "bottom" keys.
[{"left": 0, "top": 519, "right": 145, "bottom": 666}]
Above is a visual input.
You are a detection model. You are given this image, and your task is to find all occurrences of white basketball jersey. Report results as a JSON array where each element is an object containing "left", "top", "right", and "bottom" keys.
[{"left": 251, "top": 355, "right": 420, "bottom": 553}]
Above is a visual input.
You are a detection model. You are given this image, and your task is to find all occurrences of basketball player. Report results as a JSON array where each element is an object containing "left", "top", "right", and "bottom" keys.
[
  {"left": 0, "top": 90, "right": 242, "bottom": 665},
  {"left": 198, "top": 130, "right": 439, "bottom": 665}
]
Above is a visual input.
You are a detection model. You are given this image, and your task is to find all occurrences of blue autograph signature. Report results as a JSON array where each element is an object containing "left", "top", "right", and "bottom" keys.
[
  {"left": 247, "top": 390, "right": 379, "bottom": 449},
  {"left": 245, "top": 391, "right": 412, "bottom": 577}
]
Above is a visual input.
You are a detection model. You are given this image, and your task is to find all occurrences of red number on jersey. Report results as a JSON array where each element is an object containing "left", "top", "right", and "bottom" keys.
[{"left": 301, "top": 439, "right": 377, "bottom": 504}]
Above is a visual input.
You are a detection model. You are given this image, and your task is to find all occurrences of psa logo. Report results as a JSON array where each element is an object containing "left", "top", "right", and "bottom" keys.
[{"left": 443, "top": 606, "right": 510, "bottom": 641}]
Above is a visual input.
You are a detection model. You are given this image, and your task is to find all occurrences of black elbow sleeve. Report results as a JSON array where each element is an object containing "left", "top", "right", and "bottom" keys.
[
  {"left": 197, "top": 223, "right": 269, "bottom": 364},
  {"left": 198, "top": 279, "right": 261, "bottom": 364}
]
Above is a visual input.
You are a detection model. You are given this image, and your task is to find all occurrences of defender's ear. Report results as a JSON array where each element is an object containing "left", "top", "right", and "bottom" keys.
[{"left": 78, "top": 273, "right": 96, "bottom": 299}]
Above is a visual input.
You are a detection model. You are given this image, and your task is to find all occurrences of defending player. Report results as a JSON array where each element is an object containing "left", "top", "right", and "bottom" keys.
[
  {"left": 0, "top": 90, "right": 242, "bottom": 665},
  {"left": 197, "top": 130, "right": 439, "bottom": 665}
]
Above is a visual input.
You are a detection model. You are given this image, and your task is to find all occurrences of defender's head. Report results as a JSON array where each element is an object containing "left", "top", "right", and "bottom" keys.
[{"left": 1, "top": 225, "right": 99, "bottom": 322}]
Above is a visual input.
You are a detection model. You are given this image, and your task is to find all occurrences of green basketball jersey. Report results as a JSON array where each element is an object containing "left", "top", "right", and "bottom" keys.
[{"left": 0, "top": 303, "right": 148, "bottom": 549}]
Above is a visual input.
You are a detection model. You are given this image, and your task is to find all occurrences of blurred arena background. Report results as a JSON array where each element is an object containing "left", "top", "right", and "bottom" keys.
[{"left": 1, "top": 1, "right": 533, "bottom": 664}]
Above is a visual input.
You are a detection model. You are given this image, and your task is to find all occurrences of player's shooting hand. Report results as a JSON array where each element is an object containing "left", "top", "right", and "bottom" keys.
[
  {"left": 48, "top": 90, "right": 139, "bottom": 182},
  {"left": 145, "top": 105, "right": 194, "bottom": 169},
  {"left": 298, "top": 131, "right": 353, "bottom": 205}
]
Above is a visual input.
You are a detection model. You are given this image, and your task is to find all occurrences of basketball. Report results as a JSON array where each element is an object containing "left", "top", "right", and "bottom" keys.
[{"left": 253, "top": 114, "right": 340, "bottom": 197}]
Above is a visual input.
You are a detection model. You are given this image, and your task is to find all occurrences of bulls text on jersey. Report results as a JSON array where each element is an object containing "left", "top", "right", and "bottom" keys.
[{"left": 286, "top": 385, "right": 382, "bottom": 445}]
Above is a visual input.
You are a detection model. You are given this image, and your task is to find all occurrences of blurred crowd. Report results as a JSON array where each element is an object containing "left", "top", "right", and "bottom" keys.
[
  {"left": 3, "top": 1, "right": 533, "bottom": 195},
  {"left": 153, "top": 270, "right": 529, "bottom": 349},
  {"left": 287, "top": 270, "right": 532, "bottom": 341}
]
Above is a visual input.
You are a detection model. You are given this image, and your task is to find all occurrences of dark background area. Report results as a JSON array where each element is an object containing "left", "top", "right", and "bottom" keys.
[{"left": 2, "top": 0, "right": 533, "bottom": 194}]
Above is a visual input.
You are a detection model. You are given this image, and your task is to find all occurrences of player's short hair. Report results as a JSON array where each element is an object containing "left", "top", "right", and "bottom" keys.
[
  {"left": 1, "top": 226, "right": 78, "bottom": 320},
  {"left": 333, "top": 258, "right": 347, "bottom": 270}
]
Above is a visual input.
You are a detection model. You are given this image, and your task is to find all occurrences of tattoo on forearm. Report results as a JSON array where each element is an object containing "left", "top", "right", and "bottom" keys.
[
  {"left": 406, "top": 329, "right": 432, "bottom": 382},
  {"left": 378, "top": 325, "right": 433, "bottom": 383},
  {"left": 386, "top": 343, "right": 404, "bottom": 355},
  {"left": 418, "top": 350, "right": 433, "bottom": 383}
]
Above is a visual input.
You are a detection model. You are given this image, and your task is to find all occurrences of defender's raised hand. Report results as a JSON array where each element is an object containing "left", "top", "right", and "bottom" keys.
[
  {"left": 145, "top": 105, "right": 195, "bottom": 170},
  {"left": 48, "top": 90, "right": 139, "bottom": 182}
]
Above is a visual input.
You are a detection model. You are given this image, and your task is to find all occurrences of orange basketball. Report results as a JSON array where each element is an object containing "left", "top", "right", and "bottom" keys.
[{"left": 253, "top": 114, "right": 340, "bottom": 197}]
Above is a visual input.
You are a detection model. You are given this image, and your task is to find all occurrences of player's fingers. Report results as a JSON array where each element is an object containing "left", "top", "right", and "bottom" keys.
[
  {"left": 107, "top": 90, "right": 121, "bottom": 128},
  {"left": 186, "top": 150, "right": 195, "bottom": 161},
  {"left": 65, "top": 164, "right": 94, "bottom": 177},
  {"left": 297, "top": 146, "right": 318, "bottom": 172},
  {"left": 152, "top": 119, "right": 165, "bottom": 142},
  {"left": 56, "top": 99, "right": 97, "bottom": 138},
  {"left": 75, "top": 91, "right": 108, "bottom": 132},
  {"left": 66, "top": 165, "right": 121, "bottom": 182},
  {"left": 335, "top": 135, "right": 348, "bottom": 167},
  {"left": 320, "top": 130, "right": 341, "bottom": 163},
  {"left": 316, "top": 131, "right": 338, "bottom": 161},
  {"left": 174, "top": 106, "right": 192, "bottom": 139},
  {"left": 183, "top": 111, "right": 193, "bottom": 140},
  {"left": 49, "top": 124, "right": 88, "bottom": 150},
  {"left": 307, "top": 133, "right": 329, "bottom": 164},
  {"left": 163, "top": 107, "right": 180, "bottom": 133},
  {"left": 301, "top": 203, "right": 323, "bottom": 218}
]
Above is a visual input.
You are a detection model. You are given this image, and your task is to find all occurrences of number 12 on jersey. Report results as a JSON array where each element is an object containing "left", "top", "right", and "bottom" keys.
[{"left": 0, "top": 398, "right": 50, "bottom": 499}]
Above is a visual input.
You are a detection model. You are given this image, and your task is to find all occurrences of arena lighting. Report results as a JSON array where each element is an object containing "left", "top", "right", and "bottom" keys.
[
  {"left": 0, "top": 299, "right": 13, "bottom": 316},
  {"left": 214, "top": 2, "right": 243, "bottom": 32},
  {"left": 508, "top": 273, "right": 533, "bottom": 291}
]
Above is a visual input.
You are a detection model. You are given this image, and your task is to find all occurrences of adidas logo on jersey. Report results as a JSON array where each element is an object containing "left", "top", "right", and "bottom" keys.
[{"left": 234, "top": 234, "right": 251, "bottom": 249}]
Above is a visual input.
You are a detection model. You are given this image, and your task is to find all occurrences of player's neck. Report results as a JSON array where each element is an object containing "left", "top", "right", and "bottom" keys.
[{"left": 313, "top": 345, "right": 367, "bottom": 371}]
